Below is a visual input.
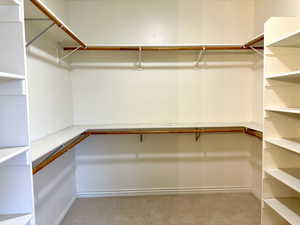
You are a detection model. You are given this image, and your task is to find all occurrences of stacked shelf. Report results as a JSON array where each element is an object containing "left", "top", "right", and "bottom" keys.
[
  {"left": 263, "top": 17, "right": 300, "bottom": 225},
  {"left": 0, "top": 0, "right": 35, "bottom": 224}
]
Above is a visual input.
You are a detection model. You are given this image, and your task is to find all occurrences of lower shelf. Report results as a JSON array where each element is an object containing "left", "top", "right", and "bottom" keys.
[
  {"left": 265, "top": 168, "right": 300, "bottom": 192},
  {"left": 264, "top": 198, "right": 300, "bottom": 225},
  {"left": 0, "top": 214, "right": 32, "bottom": 225}
]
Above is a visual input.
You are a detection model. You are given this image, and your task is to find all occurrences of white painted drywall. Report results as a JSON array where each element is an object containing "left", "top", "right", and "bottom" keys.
[
  {"left": 66, "top": 0, "right": 254, "bottom": 45},
  {"left": 76, "top": 133, "right": 253, "bottom": 196},
  {"left": 254, "top": 0, "right": 300, "bottom": 35}
]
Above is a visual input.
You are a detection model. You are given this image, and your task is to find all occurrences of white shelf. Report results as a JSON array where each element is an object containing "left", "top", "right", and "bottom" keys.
[
  {"left": 266, "top": 70, "right": 300, "bottom": 80},
  {"left": 266, "top": 107, "right": 300, "bottom": 114},
  {"left": 0, "top": 147, "right": 29, "bottom": 164},
  {"left": 265, "top": 168, "right": 300, "bottom": 192},
  {"left": 0, "top": 214, "right": 32, "bottom": 225},
  {"left": 268, "top": 29, "right": 300, "bottom": 47},
  {"left": 264, "top": 198, "right": 300, "bottom": 225},
  {"left": 31, "top": 122, "right": 262, "bottom": 162},
  {"left": 265, "top": 138, "right": 300, "bottom": 154},
  {"left": 0, "top": 0, "right": 20, "bottom": 6},
  {"left": 0, "top": 72, "right": 24, "bottom": 80}
]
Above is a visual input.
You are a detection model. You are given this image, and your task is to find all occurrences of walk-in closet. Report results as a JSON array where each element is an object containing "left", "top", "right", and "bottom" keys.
[{"left": 1, "top": 0, "right": 300, "bottom": 225}]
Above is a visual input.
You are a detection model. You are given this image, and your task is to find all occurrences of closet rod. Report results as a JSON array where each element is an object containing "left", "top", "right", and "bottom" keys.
[
  {"left": 32, "top": 127, "right": 262, "bottom": 175},
  {"left": 30, "top": 0, "right": 86, "bottom": 48},
  {"left": 64, "top": 46, "right": 264, "bottom": 51}
]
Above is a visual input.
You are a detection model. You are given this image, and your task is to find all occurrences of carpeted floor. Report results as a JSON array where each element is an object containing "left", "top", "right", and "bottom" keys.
[{"left": 60, "top": 193, "right": 260, "bottom": 225}]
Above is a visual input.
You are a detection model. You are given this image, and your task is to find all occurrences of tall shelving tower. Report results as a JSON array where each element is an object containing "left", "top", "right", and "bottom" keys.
[
  {"left": 0, "top": 0, "right": 35, "bottom": 225},
  {"left": 263, "top": 17, "right": 300, "bottom": 225}
]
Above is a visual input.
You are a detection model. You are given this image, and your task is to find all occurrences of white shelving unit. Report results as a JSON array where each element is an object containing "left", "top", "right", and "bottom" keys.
[
  {"left": 0, "top": 0, "right": 34, "bottom": 224},
  {"left": 263, "top": 17, "right": 300, "bottom": 225}
]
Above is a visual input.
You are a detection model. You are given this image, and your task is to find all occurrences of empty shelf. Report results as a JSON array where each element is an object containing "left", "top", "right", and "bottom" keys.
[
  {"left": 0, "top": 146, "right": 29, "bottom": 164},
  {"left": 0, "top": 72, "right": 24, "bottom": 80},
  {"left": 264, "top": 198, "right": 300, "bottom": 225},
  {"left": 265, "top": 138, "right": 300, "bottom": 154},
  {"left": 267, "top": 29, "right": 300, "bottom": 47},
  {"left": 0, "top": 0, "right": 20, "bottom": 5},
  {"left": 266, "top": 70, "right": 300, "bottom": 80},
  {"left": 266, "top": 107, "right": 300, "bottom": 114},
  {"left": 265, "top": 168, "right": 300, "bottom": 192},
  {"left": 0, "top": 214, "right": 32, "bottom": 225}
]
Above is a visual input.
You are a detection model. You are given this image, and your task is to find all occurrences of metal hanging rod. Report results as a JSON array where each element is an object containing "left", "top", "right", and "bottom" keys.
[{"left": 63, "top": 46, "right": 264, "bottom": 52}]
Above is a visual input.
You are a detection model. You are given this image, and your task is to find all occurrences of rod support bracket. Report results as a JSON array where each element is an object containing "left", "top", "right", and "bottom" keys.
[{"left": 26, "top": 22, "right": 56, "bottom": 48}]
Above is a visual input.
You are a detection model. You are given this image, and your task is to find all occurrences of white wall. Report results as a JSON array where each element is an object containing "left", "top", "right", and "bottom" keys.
[
  {"left": 66, "top": 0, "right": 254, "bottom": 44},
  {"left": 76, "top": 133, "right": 253, "bottom": 196},
  {"left": 254, "top": 0, "right": 300, "bottom": 35}
]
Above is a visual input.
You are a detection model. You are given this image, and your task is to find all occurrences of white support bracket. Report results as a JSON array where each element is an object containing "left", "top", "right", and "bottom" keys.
[
  {"left": 26, "top": 22, "right": 56, "bottom": 47},
  {"left": 59, "top": 46, "right": 81, "bottom": 63},
  {"left": 137, "top": 46, "right": 143, "bottom": 70},
  {"left": 195, "top": 47, "right": 206, "bottom": 68},
  {"left": 250, "top": 46, "right": 264, "bottom": 57}
]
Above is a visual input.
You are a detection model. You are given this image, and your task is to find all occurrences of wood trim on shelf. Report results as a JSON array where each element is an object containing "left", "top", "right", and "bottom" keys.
[
  {"left": 32, "top": 133, "right": 90, "bottom": 174},
  {"left": 32, "top": 126, "right": 262, "bottom": 175},
  {"left": 30, "top": 0, "right": 86, "bottom": 48},
  {"left": 244, "top": 33, "right": 264, "bottom": 47}
]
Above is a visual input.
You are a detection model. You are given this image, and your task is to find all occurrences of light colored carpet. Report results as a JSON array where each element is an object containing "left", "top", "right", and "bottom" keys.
[{"left": 60, "top": 193, "right": 260, "bottom": 225}]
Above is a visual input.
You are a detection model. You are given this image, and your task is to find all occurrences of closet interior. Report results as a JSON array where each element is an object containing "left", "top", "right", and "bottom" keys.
[{"left": 0, "top": 0, "right": 300, "bottom": 225}]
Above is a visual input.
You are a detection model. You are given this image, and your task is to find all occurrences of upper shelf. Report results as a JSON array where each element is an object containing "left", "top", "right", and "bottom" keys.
[
  {"left": 0, "top": 0, "right": 20, "bottom": 6},
  {"left": 266, "top": 107, "right": 300, "bottom": 115},
  {"left": 0, "top": 147, "right": 29, "bottom": 164},
  {"left": 267, "top": 29, "right": 300, "bottom": 47}
]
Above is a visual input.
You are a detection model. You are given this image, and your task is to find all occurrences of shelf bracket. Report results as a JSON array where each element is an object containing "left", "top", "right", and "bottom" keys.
[
  {"left": 250, "top": 46, "right": 264, "bottom": 57},
  {"left": 195, "top": 129, "right": 201, "bottom": 142},
  {"left": 195, "top": 47, "right": 206, "bottom": 68},
  {"left": 140, "top": 133, "right": 144, "bottom": 143},
  {"left": 59, "top": 46, "right": 81, "bottom": 62},
  {"left": 26, "top": 22, "right": 56, "bottom": 48},
  {"left": 137, "top": 47, "right": 143, "bottom": 70}
]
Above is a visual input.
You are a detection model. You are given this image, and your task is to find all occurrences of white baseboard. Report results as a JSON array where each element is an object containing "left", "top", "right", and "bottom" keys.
[
  {"left": 53, "top": 196, "right": 76, "bottom": 225},
  {"left": 77, "top": 186, "right": 251, "bottom": 198}
]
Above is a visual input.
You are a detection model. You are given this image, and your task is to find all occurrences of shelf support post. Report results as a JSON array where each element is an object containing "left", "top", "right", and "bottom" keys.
[
  {"left": 137, "top": 47, "right": 143, "bottom": 70},
  {"left": 26, "top": 22, "right": 56, "bottom": 47},
  {"left": 195, "top": 47, "right": 206, "bottom": 68}
]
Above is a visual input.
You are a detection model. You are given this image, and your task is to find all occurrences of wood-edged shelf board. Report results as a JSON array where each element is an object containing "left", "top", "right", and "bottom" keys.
[
  {"left": 0, "top": 0, "right": 20, "bottom": 6},
  {"left": 31, "top": 122, "right": 262, "bottom": 162},
  {"left": 266, "top": 107, "right": 300, "bottom": 114},
  {"left": 267, "top": 29, "right": 300, "bottom": 47},
  {"left": 0, "top": 146, "right": 29, "bottom": 164},
  {"left": 265, "top": 168, "right": 300, "bottom": 192},
  {"left": 0, "top": 214, "right": 32, "bottom": 225},
  {"left": 264, "top": 198, "right": 300, "bottom": 225},
  {"left": 266, "top": 70, "right": 300, "bottom": 80},
  {"left": 0, "top": 72, "right": 24, "bottom": 80},
  {"left": 265, "top": 138, "right": 300, "bottom": 154}
]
